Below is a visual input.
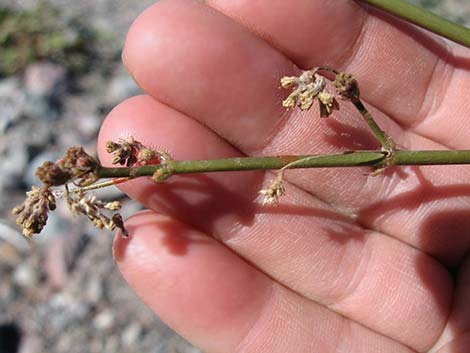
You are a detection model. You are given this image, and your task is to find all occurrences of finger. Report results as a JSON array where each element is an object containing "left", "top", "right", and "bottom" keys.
[
  {"left": 121, "top": 0, "right": 470, "bottom": 265},
  {"left": 433, "top": 254, "right": 470, "bottom": 350},
  {"left": 116, "top": 210, "right": 415, "bottom": 353},
  {"left": 434, "top": 333, "right": 470, "bottom": 353},
  {"left": 207, "top": 0, "right": 470, "bottom": 148},
  {"left": 98, "top": 95, "right": 453, "bottom": 351},
  {"left": 114, "top": 210, "right": 271, "bottom": 352}
]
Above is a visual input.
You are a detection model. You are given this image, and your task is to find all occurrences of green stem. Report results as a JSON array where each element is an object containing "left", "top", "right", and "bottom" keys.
[
  {"left": 361, "top": 0, "right": 470, "bottom": 47},
  {"left": 98, "top": 150, "right": 470, "bottom": 179},
  {"left": 351, "top": 98, "right": 394, "bottom": 151}
]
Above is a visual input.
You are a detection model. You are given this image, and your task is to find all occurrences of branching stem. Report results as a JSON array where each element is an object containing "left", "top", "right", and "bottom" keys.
[
  {"left": 69, "top": 178, "right": 130, "bottom": 194},
  {"left": 351, "top": 98, "right": 395, "bottom": 153},
  {"left": 97, "top": 150, "right": 470, "bottom": 179}
]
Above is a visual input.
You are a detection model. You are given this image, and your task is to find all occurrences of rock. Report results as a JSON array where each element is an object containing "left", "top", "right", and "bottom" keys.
[
  {"left": 13, "top": 263, "right": 39, "bottom": 289},
  {"left": 24, "top": 62, "right": 66, "bottom": 98},
  {"left": 84, "top": 275, "right": 103, "bottom": 303},
  {"left": 0, "top": 220, "right": 29, "bottom": 253},
  {"left": 75, "top": 113, "right": 101, "bottom": 140},
  {"left": 105, "top": 66, "right": 141, "bottom": 106},
  {"left": 46, "top": 293, "right": 91, "bottom": 330},
  {"left": 44, "top": 230, "right": 86, "bottom": 290},
  {"left": 93, "top": 309, "right": 114, "bottom": 331},
  {"left": 121, "top": 322, "right": 142, "bottom": 346},
  {"left": 17, "top": 331, "right": 44, "bottom": 353},
  {"left": 22, "top": 95, "right": 59, "bottom": 122},
  {"left": 0, "top": 78, "right": 25, "bottom": 133},
  {"left": 0, "top": 144, "right": 29, "bottom": 190},
  {"left": 22, "top": 62, "right": 67, "bottom": 122},
  {"left": 0, "top": 243, "right": 22, "bottom": 267}
]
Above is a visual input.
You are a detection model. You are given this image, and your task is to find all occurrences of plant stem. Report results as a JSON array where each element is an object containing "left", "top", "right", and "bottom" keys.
[
  {"left": 70, "top": 178, "right": 129, "bottom": 193},
  {"left": 351, "top": 98, "right": 394, "bottom": 151},
  {"left": 98, "top": 150, "right": 470, "bottom": 179},
  {"left": 361, "top": 0, "right": 470, "bottom": 47}
]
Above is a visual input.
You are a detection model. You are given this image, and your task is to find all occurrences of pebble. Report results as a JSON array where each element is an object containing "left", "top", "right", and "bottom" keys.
[
  {"left": 17, "top": 332, "right": 44, "bottom": 353},
  {"left": 0, "top": 221, "right": 29, "bottom": 252},
  {"left": 13, "top": 263, "right": 39, "bottom": 289},
  {"left": 93, "top": 309, "right": 114, "bottom": 331},
  {"left": 75, "top": 113, "right": 101, "bottom": 140},
  {"left": 121, "top": 322, "right": 142, "bottom": 346},
  {"left": 0, "top": 77, "right": 25, "bottom": 133},
  {"left": 46, "top": 293, "right": 91, "bottom": 330},
  {"left": 0, "top": 144, "right": 29, "bottom": 189},
  {"left": 0, "top": 243, "right": 22, "bottom": 267},
  {"left": 22, "top": 62, "right": 67, "bottom": 122},
  {"left": 84, "top": 275, "right": 103, "bottom": 303},
  {"left": 24, "top": 62, "right": 66, "bottom": 98},
  {"left": 105, "top": 66, "right": 142, "bottom": 106}
]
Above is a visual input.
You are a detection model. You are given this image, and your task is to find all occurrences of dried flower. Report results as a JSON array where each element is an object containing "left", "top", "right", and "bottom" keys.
[
  {"left": 137, "top": 148, "right": 158, "bottom": 166},
  {"left": 12, "top": 186, "right": 56, "bottom": 238},
  {"left": 61, "top": 146, "right": 100, "bottom": 186},
  {"left": 318, "top": 91, "right": 339, "bottom": 117},
  {"left": 259, "top": 176, "right": 285, "bottom": 205},
  {"left": 334, "top": 72, "right": 360, "bottom": 101},
  {"left": 280, "top": 76, "right": 299, "bottom": 88},
  {"left": 36, "top": 161, "right": 71, "bottom": 186},
  {"left": 66, "top": 190, "right": 127, "bottom": 235},
  {"left": 112, "top": 214, "right": 128, "bottom": 237},
  {"left": 35, "top": 147, "right": 99, "bottom": 187},
  {"left": 281, "top": 70, "right": 329, "bottom": 112},
  {"left": 105, "top": 137, "right": 143, "bottom": 167}
]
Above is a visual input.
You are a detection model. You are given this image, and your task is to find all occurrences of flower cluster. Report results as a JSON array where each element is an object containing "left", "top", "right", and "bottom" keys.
[
  {"left": 281, "top": 70, "right": 339, "bottom": 117},
  {"left": 270, "top": 68, "right": 364, "bottom": 206},
  {"left": 66, "top": 190, "right": 127, "bottom": 236},
  {"left": 106, "top": 137, "right": 168, "bottom": 167},
  {"left": 13, "top": 136, "right": 175, "bottom": 238},
  {"left": 13, "top": 144, "right": 128, "bottom": 238},
  {"left": 259, "top": 175, "right": 285, "bottom": 206},
  {"left": 12, "top": 186, "right": 56, "bottom": 238},
  {"left": 105, "top": 137, "right": 144, "bottom": 167},
  {"left": 36, "top": 146, "right": 99, "bottom": 187}
]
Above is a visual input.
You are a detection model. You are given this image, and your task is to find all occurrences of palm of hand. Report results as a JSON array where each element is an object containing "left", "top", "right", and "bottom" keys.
[{"left": 98, "top": 1, "right": 470, "bottom": 352}]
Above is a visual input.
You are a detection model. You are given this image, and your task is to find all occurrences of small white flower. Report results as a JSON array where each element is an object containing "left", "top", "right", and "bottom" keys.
[{"left": 259, "top": 178, "right": 285, "bottom": 205}]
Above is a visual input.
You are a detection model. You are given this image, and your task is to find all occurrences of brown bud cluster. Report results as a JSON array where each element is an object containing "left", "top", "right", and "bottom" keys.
[
  {"left": 12, "top": 186, "right": 56, "bottom": 238},
  {"left": 105, "top": 137, "right": 169, "bottom": 169},
  {"left": 13, "top": 144, "right": 128, "bottom": 238},
  {"left": 105, "top": 137, "right": 144, "bottom": 167},
  {"left": 333, "top": 72, "right": 360, "bottom": 101},
  {"left": 36, "top": 146, "right": 99, "bottom": 187}
]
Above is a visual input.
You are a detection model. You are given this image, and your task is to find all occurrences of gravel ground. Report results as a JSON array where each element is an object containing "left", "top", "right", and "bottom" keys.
[
  {"left": 0, "top": 1, "right": 468, "bottom": 353},
  {"left": 1, "top": 1, "right": 201, "bottom": 352}
]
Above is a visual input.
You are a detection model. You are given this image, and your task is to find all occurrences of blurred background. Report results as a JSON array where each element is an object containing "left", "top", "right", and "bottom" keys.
[{"left": 0, "top": 1, "right": 468, "bottom": 352}]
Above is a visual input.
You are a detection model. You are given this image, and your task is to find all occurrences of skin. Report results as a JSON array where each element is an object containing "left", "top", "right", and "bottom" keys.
[{"left": 97, "top": 1, "right": 470, "bottom": 352}]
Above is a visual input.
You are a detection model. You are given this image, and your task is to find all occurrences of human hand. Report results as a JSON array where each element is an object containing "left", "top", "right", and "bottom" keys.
[{"left": 97, "top": 1, "right": 470, "bottom": 352}]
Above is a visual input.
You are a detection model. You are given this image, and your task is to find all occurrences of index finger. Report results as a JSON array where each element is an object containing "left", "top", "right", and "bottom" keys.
[{"left": 206, "top": 0, "right": 449, "bottom": 128}]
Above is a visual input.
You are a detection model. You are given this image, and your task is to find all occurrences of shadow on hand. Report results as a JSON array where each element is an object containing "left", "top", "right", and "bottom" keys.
[
  {"left": 117, "top": 169, "right": 368, "bottom": 257},
  {"left": 357, "top": 166, "right": 470, "bottom": 268},
  {"left": 324, "top": 118, "right": 380, "bottom": 151}
]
